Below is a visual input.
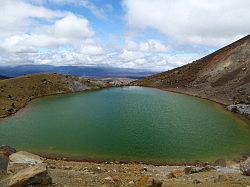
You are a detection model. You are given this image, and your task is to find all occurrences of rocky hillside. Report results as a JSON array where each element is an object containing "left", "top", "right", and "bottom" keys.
[
  {"left": 134, "top": 35, "right": 250, "bottom": 115},
  {"left": 0, "top": 73, "right": 109, "bottom": 118}
]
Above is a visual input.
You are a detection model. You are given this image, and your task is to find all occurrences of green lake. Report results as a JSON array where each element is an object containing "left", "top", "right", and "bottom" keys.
[{"left": 0, "top": 86, "right": 250, "bottom": 162}]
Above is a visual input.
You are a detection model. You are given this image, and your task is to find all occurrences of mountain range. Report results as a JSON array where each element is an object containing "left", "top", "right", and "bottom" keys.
[{"left": 0, "top": 65, "right": 155, "bottom": 79}]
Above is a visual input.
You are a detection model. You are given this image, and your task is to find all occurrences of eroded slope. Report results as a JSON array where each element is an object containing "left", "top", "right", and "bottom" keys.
[{"left": 135, "top": 35, "right": 250, "bottom": 106}]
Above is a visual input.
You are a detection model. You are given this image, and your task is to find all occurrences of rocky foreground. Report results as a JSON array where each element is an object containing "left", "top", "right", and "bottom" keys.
[{"left": 0, "top": 146, "right": 250, "bottom": 187}]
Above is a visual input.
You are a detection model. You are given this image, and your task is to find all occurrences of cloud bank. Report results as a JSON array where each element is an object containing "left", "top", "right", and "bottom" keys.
[
  {"left": 123, "top": 0, "right": 250, "bottom": 47},
  {"left": 0, "top": 0, "right": 248, "bottom": 71}
]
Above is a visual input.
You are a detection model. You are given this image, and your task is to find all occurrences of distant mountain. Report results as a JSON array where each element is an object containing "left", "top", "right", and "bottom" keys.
[
  {"left": 0, "top": 65, "right": 156, "bottom": 79},
  {"left": 0, "top": 75, "right": 9, "bottom": 80},
  {"left": 135, "top": 35, "right": 250, "bottom": 105}
]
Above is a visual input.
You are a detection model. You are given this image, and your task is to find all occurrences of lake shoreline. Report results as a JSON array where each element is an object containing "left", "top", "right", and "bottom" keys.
[
  {"left": 27, "top": 150, "right": 248, "bottom": 167},
  {"left": 1, "top": 84, "right": 249, "bottom": 166},
  {"left": 0, "top": 73, "right": 111, "bottom": 119},
  {"left": 136, "top": 85, "right": 250, "bottom": 126},
  {"left": 160, "top": 88, "right": 250, "bottom": 126},
  {"left": 1, "top": 84, "right": 249, "bottom": 125},
  {"left": 1, "top": 84, "right": 250, "bottom": 186},
  {"left": 0, "top": 86, "right": 106, "bottom": 120}
]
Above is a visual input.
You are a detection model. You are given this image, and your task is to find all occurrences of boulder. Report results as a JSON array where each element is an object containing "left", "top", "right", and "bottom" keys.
[
  {"left": 240, "top": 157, "right": 250, "bottom": 176},
  {"left": 7, "top": 164, "right": 52, "bottom": 187},
  {"left": 0, "top": 154, "right": 9, "bottom": 174},
  {"left": 0, "top": 146, "right": 16, "bottom": 175},
  {"left": 9, "top": 151, "right": 43, "bottom": 165},
  {"left": 227, "top": 104, "right": 250, "bottom": 115},
  {"left": 0, "top": 146, "right": 16, "bottom": 156}
]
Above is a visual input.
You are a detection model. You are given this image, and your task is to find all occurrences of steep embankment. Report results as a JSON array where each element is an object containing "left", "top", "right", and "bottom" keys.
[
  {"left": 0, "top": 73, "right": 109, "bottom": 118},
  {"left": 134, "top": 35, "right": 250, "bottom": 118}
]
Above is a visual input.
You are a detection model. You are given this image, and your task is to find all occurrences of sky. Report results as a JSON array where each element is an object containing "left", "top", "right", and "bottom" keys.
[{"left": 0, "top": 0, "right": 249, "bottom": 71}]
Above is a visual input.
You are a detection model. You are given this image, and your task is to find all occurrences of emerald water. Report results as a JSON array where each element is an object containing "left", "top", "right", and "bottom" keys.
[{"left": 0, "top": 87, "right": 250, "bottom": 162}]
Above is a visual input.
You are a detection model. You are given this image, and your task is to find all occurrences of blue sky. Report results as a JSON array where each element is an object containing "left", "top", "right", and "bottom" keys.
[{"left": 0, "top": 0, "right": 249, "bottom": 71}]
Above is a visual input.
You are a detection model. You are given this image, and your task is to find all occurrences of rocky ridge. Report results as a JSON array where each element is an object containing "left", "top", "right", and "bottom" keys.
[{"left": 0, "top": 73, "right": 110, "bottom": 118}]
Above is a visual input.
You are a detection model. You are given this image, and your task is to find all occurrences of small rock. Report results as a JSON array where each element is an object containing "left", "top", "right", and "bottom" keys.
[
  {"left": 142, "top": 167, "right": 148, "bottom": 172},
  {"left": 7, "top": 163, "right": 52, "bottom": 187},
  {"left": 199, "top": 165, "right": 215, "bottom": 172},
  {"left": 168, "top": 169, "right": 185, "bottom": 178},
  {"left": 193, "top": 179, "right": 202, "bottom": 184},
  {"left": 111, "top": 175, "right": 120, "bottom": 182},
  {"left": 214, "top": 159, "right": 226, "bottom": 167},
  {"left": 48, "top": 165, "right": 56, "bottom": 169},
  {"left": 10, "top": 151, "right": 43, "bottom": 165},
  {"left": 240, "top": 157, "right": 250, "bottom": 176},
  {"left": 151, "top": 179, "right": 163, "bottom": 187},
  {"left": 184, "top": 167, "right": 197, "bottom": 174},
  {"left": 128, "top": 180, "right": 135, "bottom": 186},
  {"left": 63, "top": 166, "right": 72, "bottom": 170},
  {"left": 214, "top": 174, "right": 228, "bottom": 183},
  {"left": 137, "top": 176, "right": 162, "bottom": 187},
  {"left": 104, "top": 176, "right": 114, "bottom": 183}
]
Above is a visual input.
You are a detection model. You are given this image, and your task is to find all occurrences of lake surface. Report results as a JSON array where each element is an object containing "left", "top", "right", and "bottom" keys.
[{"left": 0, "top": 87, "right": 250, "bottom": 162}]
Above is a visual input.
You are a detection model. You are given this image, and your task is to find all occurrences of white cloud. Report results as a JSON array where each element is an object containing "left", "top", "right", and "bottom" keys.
[
  {"left": 0, "top": 0, "right": 64, "bottom": 38},
  {"left": 119, "top": 50, "right": 144, "bottom": 61},
  {"left": 28, "top": 0, "right": 108, "bottom": 20},
  {"left": 0, "top": 0, "right": 205, "bottom": 71},
  {"left": 123, "top": 0, "right": 250, "bottom": 47},
  {"left": 126, "top": 40, "right": 169, "bottom": 52},
  {"left": 0, "top": 8, "right": 94, "bottom": 51},
  {"left": 54, "top": 14, "right": 94, "bottom": 39},
  {"left": 80, "top": 45, "right": 104, "bottom": 55}
]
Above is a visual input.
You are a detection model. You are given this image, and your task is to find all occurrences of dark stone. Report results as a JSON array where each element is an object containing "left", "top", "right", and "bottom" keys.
[
  {"left": 0, "top": 145, "right": 16, "bottom": 156},
  {"left": 184, "top": 167, "right": 197, "bottom": 174},
  {"left": 151, "top": 179, "right": 163, "bottom": 187},
  {"left": 214, "top": 159, "right": 226, "bottom": 167},
  {"left": 240, "top": 157, "right": 250, "bottom": 176},
  {"left": 0, "top": 154, "right": 9, "bottom": 174}
]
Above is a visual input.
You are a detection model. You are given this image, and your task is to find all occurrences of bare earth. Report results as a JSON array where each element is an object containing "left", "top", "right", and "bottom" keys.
[{"left": 0, "top": 155, "right": 249, "bottom": 187}]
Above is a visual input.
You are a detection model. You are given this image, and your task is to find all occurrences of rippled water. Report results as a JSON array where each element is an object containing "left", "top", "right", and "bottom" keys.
[{"left": 0, "top": 86, "right": 249, "bottom": 162}]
